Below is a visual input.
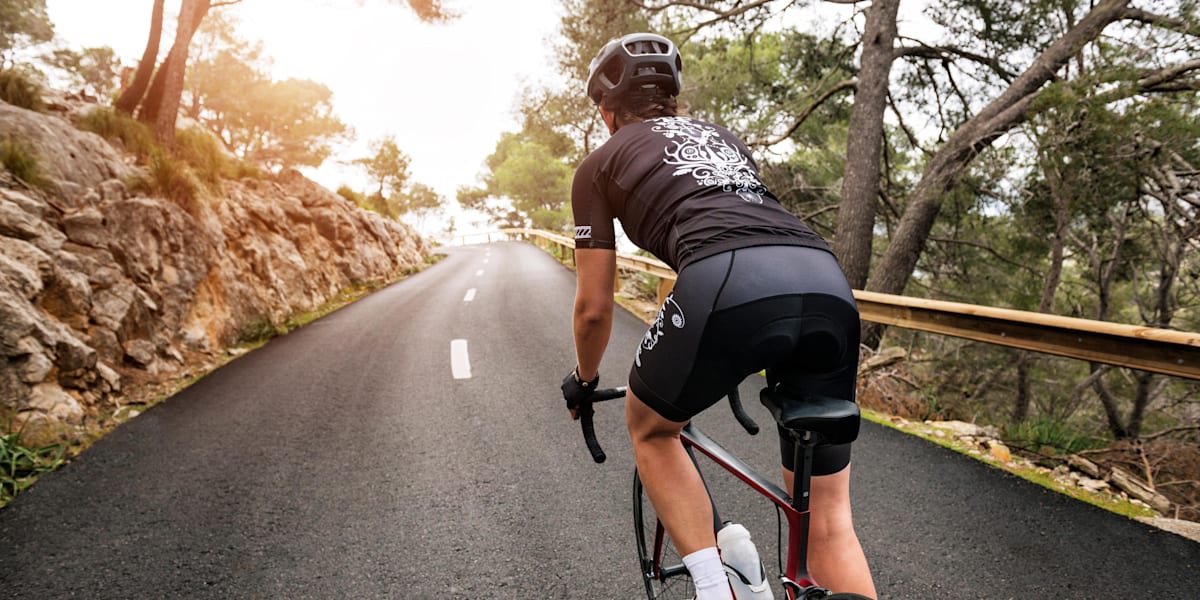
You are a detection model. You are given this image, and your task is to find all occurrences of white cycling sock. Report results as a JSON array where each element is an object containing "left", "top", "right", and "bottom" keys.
[{"left": 682, "top": 547, "right": 733, "bottom": 600}]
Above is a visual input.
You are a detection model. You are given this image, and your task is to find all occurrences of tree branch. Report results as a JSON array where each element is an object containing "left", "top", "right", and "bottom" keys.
[
  {"left": 747, "top": 78, "right": 857, "bottom": 147},
  {"left": 1091, "top": 58, "right": 1200, "bottom": 103},
  {"left": 1121, "top": 7, "right": 1200, "bottom": 36},
  {"left": 1139, "top": 424, "right": 1200, "bottom": 441},
  {"left": 894, "top": 38, "right": 1019, "bottom": 81},
  {"left": 628, "top": 0, "right": 774, "bottom": 17}
]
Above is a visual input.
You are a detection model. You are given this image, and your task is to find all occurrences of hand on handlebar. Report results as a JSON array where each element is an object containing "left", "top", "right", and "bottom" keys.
[{"left": 561, "top": 367, "right": 599, "bottom": 420}]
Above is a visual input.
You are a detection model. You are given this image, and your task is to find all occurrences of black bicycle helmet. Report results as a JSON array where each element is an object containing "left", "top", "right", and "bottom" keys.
[{"left": 586, "top": 32, "right": 682, "bottom": 105}]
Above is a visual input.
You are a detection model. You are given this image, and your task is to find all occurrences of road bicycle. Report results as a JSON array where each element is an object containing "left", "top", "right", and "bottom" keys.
[{"left": 576, "top": 385, "right": 871, "bottom": 600}]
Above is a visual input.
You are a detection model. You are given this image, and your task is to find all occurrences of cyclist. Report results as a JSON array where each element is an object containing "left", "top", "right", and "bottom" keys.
[{"left": 560, "top": 33, "right": 877, "bottom": 599}]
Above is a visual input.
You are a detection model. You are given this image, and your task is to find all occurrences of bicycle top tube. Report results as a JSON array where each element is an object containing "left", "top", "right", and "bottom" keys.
[{"left": 680, "top": 423, "right": 793, "bottom": 512}]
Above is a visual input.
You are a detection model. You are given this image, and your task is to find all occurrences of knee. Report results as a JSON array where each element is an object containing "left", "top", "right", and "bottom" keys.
[{"left": 625, "top": 391, "right": 683, "bottom": 445}]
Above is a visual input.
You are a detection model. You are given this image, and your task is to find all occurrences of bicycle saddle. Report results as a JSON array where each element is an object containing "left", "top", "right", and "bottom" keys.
[{"left": 759, "top": 388, "right": 860, "bottom": 445}]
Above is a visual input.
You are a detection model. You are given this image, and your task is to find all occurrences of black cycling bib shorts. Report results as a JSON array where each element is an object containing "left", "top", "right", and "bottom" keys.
[{"left": 627, "top": 245, "right": 860, "bottom": 476}]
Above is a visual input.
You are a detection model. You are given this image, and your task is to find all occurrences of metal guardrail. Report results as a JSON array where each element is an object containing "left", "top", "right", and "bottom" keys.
[{"left": 463, "top": 228, "right": 1200, "bottom": 381}]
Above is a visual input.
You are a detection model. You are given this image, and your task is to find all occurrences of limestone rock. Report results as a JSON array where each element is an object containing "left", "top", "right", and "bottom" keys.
[{"left": 1, "top": 95, "right": 426, "bottom": 444}]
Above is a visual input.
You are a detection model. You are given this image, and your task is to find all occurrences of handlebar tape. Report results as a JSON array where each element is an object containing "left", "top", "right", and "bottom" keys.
[{"left": 578, "top": 387, "right": 626, "bottom": 464}]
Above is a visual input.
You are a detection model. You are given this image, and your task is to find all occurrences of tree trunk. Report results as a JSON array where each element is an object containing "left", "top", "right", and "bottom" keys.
[
  {"left": 862, "top": 0, "right": 1131, "bottom": 345},
  {"left": 1014, "top": 152, "right": 1072, "bottom": 422},
  {"left": 115, "top": 0, "right": 165, "bottom": 115},
  {"left": 139, "top": 0, "right": 212, "bottom": 147},
  {"left": 869, "top": 0, "right": 1131, "bottom": 300},
  {"left": 833, "top": 0, "right": 900, "bottom": 290}
]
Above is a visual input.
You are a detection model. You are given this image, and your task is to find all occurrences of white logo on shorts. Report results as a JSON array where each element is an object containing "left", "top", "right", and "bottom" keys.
[{"left": 635, "top": 293, "right": 686, "bottom": 367}]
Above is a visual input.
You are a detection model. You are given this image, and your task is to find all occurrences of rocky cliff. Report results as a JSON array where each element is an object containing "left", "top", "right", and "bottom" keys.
[{"left": 0, "top": 99, "right": 426, "bottom": 445}]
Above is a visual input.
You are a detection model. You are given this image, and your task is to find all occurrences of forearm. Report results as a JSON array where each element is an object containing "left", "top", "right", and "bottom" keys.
[{"left": 573, "top": 300, "right": 613, "bottom": 381}]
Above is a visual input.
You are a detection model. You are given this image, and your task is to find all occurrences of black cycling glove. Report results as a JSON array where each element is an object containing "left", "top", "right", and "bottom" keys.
[{"left": 561, "top": 367, "right": 599, "bottom": 414}]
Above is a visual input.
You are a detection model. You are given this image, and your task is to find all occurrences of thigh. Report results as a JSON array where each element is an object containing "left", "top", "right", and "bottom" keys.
[{"left": 627, "top": 252, "right": 732, "bottom": 423}]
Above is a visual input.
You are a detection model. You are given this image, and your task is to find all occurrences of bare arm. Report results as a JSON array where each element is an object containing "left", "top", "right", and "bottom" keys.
[{"left": 573, "top": 248, "right": 617, "bottom": 381}]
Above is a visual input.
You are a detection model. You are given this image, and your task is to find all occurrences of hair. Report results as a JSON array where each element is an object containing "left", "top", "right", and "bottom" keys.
[{"left": 600, "top": 86, "right": 681, "bottom": 125}]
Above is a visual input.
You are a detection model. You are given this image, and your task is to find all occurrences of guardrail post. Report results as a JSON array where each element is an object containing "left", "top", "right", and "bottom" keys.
[{"left": 656, "top": 278, "right": 675, "bottom": 306}]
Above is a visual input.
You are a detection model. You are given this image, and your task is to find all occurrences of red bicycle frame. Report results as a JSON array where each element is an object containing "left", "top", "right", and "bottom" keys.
[{"left": 672, "top": 422, "right": 824, "bottom": 598}]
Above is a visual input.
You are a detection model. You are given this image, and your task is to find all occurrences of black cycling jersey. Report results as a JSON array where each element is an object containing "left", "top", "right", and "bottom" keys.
[{"left": 571, "top": 116, "right": 831, "bottom": 271}]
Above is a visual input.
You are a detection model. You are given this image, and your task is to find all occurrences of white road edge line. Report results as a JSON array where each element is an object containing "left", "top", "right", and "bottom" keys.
[
  {"left": 451, "top": 339, "right": 472, "bottom": 379},
  {"left": 463, "top": 288, "right": 477, "bottom": 302}
]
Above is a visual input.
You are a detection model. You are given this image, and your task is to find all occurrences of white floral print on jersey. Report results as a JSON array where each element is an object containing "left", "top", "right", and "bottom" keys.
[{"left": 650, "top": 116, "right": 767, "bottom": 204}]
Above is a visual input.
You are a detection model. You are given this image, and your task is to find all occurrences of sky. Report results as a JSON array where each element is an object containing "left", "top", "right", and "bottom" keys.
[
  {"left": 45, "top": 0, "right": 566, "bottom": 237},
  {"left": 42, "top": 0, "right": 938, "bottom": 240}
]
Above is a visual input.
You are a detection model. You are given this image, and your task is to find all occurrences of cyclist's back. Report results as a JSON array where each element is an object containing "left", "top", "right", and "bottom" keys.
[{"left": 562, "top": 31, "right": 876, "bottom": 599}]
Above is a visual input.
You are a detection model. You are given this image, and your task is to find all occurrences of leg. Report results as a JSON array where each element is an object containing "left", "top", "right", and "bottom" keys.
[
  {"left": 626, "top": 389, "right": 715, "bottom": 556},
  {"left": 782, "top": 466, "right": 876, "bottom": 598}
]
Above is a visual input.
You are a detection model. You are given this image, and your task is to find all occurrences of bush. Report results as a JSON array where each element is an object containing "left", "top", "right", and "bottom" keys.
[
  {"left": 127, "top": 150, "right": 204, "bottom": 213},
  {"left": 174, "top": 126, "right": 229, "bottom": 186},
  {"left": 1007, "top": 417, "right": 1105, "bottom": 455},
  {"left": 0, "top": 69, "right": 44, "bottom": 111},
  {"left": 1, "top": 426, "right": 64, "bottom": 507},
  {"left": 236, "top": 318, "right": 283, "bottom": 345},
  {"left": 75, "top": 106, "right": 157, "bottom": 157},
  {"left": 1, "top": 136, "right": 50, "bottom": 188}
]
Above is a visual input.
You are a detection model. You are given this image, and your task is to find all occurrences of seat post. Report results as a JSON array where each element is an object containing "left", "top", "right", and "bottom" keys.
[
  {"left": 787, "top": 430, "right": 817, "bottom": 589},
  {"left": 792, "top": 431, "right": 816, "bottom": 513}
]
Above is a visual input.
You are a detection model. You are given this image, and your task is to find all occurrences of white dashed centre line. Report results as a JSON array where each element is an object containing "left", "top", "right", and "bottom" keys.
[
  {"left": 451, "top": 339, "right": 472, "bottom": 379},
  {"left": 476, "top": 269, "right": 484, "bottom": 276},
  {"left": 463, "top": 288, "right": 477, "bottom": 302}
]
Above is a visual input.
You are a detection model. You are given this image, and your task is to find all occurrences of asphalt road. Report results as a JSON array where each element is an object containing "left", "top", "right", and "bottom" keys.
[{"left": 2, "top": 241, "right": 1198, "bottom": 599}]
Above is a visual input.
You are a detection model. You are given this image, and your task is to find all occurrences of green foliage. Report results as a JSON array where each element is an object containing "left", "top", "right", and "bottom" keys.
[
  {"left": 186, "top": 13, "right": 349, "bottom": 170},
  {"left": 395, "top": 182, "right": 443, "bottom": 216},
  {"left": 41, "top": 46, "right": 122, "bottom": 98},
  {"left": 1, "top": 425, "right": 64, "bottom": 507},
  {"left": 127, "top": 150, "right": 203, "bottom": 212},
  {"left": 1007, "top": 417, "right": 1105, "bottom": 455},
  {"left": 0, "top": 135, "right": 48, "bottom": 188},
  {"left": 0, "top": 0, "right": 54, "bottom": 62},
  {"left": 459, "top": 132, "right": 573, "bottom": 230},
  {"left": 0, "top": 68, "right": 43, "bottom": 111},
  {"left": 236, "top": 317, "right": 283, "bottom": 345},
  {"left": 353, "top": 136, "right": 411, "bottom": 198},
  {"left": 174, "top": 126, "right": 231, "bottom": 186},
  {"left": 336, "top": 185, "right": 368, "bottom": 207},
  {"left": 76, "top": 106, "right": 157, "bottom": 157},
  {"left": 685, "top": 30, "right": 855, "bottom": 142}
]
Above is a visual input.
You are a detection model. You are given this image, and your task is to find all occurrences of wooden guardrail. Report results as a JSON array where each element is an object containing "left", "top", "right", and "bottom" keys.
[{"left": 461, "top": 228, "right": 1200, "bottom": 381}]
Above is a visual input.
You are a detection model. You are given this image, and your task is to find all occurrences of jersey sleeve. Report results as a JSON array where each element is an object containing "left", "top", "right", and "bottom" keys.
[{"left": 570, "top": 156, "right": 616, "bottom": 250}]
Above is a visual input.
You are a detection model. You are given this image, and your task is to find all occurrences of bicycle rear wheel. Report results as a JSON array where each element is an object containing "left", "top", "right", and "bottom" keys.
[{"left": 633, "top": 468, "right": 694, "bottom": 599}]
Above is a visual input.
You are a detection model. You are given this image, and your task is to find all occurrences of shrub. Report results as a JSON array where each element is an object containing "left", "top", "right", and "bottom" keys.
[
  {"left": 75, "top": 106, "right": 157, "bottom": 157},
  {"left": 336, "top": 185, "right": 363, "bottom": 204},
  {"left": 1007, "top": 417, "right": 1105, "bottom": 455},
  {"left": 236, "top": 318, "right": 282, "bottom": 345},
  {"left": 1, "top": 136, "right": 50, "bottom": 189},
  {"left": 174, "top": 126, "right": 229, "bottom": 187},
  {"left": 1, "top": 426, "right": 64, "bottom": 507},
  {"left": 127, "top": 150, "right": 204, "bottom": 214},
  {"left": 0, "top": 69, "right": 44, "bottom": 111}
]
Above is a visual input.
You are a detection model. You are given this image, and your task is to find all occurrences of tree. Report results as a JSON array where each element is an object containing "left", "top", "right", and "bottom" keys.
[
  {"left": 354, "top": 136, "right": 411, "bottom": 199},
  {"left": 867, "top": 0, "right": 1200, "bottom": 311},
  {"left": 832, "top": 0, "right": 900, "bottom": 290},
  {"left": 458, "top": 132, "right": 574, "bottom": 230},
  {"left": 396, "top": 182, "right": 443, "bottom": 216},
  {"left": 0, "top": 0, "right": 54, "bottom": 71},
  {"left": 42, "top": 46, "right": 123, "bottom": 98},
  {"left": 119, "top": 0, "right": 456, "bottom": 146},
  {"left": 114, "top": 0, "right": 164, "bottom": 114}
]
